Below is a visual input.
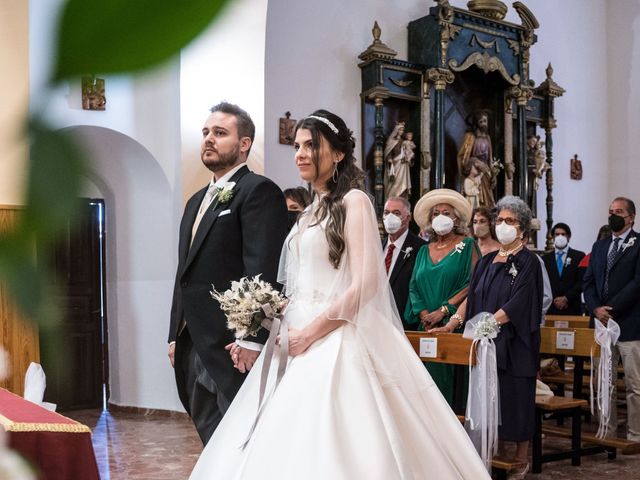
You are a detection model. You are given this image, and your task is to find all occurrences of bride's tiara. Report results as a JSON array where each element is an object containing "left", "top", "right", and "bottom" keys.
[{"left": 307, "top": 115, "right": 339, "bottom": 135}]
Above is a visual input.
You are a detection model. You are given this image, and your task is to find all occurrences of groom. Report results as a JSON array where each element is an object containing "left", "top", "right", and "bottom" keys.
[{"left": 168, "top": 102, "right": 288, "bottom": 444}]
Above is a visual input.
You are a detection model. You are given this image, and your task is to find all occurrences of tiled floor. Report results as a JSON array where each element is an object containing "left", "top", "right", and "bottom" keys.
[
  {"left": 67, "top": 409, "right": 640, "bottom": 479},
  {"left": 67, "top": 409, "right": 201, "bottom": 480}
]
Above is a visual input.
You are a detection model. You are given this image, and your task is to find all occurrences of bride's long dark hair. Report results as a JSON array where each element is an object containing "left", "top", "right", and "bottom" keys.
[{"left": 295, "top": 110, "right": 365, "bottom": 269}]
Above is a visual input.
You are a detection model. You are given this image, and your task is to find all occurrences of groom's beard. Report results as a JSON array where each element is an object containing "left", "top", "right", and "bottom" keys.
[{"left": 202, "top": 143, "right": 241, "bottom": 172}]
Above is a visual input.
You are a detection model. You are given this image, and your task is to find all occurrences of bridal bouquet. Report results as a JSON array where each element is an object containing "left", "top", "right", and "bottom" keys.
[{"left": 210, "top": 274, "right": 287, "bottom": 339}]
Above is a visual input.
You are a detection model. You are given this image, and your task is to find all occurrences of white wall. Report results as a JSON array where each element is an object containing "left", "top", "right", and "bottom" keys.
[
  {"left": 607, "top": 1, "right": 640, "bottom": 213},
  {"left": 264, "top": 0, "right": 618, "bottom": 253},
  {"left": 180, "top": 0, "right": 267, "bottom": 203},
  {"left": 29, "top": 0, "right": 184, "bottom": 411},
  {"left": 73, "top": 126, "right": 181, "bottom": 410}
]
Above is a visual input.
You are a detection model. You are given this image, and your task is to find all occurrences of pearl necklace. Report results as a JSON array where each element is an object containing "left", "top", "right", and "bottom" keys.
[{"left": 498, "top": 242, "right": 523, "bottom": 257}]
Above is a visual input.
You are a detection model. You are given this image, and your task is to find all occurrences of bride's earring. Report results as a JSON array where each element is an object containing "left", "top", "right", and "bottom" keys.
[{"left": 332, "top": 162, "right": 339, "bottom": 183}]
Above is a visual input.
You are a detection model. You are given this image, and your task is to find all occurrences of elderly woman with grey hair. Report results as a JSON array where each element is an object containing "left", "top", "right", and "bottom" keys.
[{"left": 463, "top": 195, "right": 542, "bottom": 475}]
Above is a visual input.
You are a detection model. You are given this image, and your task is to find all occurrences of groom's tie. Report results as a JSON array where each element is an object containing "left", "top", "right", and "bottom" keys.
[{"left": 191, "top": 184, "right": 217, "bottom": 246}]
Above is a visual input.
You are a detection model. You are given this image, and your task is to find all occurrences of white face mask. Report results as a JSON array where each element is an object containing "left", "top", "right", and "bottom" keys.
[
  {"left": 495, "top": 222, "right": 519, "bottom": 245},
  {"left": 432, "top": 214, "right": 454, "bottom": 236},
  {"left": 554, "top": 234, "right": 568, "bottom": 249},
  {"left": 383, "top": 213, "right": 403, "bottom": 235}
]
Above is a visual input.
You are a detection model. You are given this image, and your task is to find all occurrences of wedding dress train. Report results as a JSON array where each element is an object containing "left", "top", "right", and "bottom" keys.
[{"left": 189, "top": 190, "right": 490, "bottom": 479}]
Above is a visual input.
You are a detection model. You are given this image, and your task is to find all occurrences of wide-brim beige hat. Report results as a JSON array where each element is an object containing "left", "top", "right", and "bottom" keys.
[{"left": 414, "top": 188, "right": 472, "bottom": 230}]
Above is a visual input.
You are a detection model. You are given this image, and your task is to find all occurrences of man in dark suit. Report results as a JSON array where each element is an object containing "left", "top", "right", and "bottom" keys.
[
  {"left": 382, "top": 197, "right": 426, "bottom": 330},
  {"left": 584, "top": 196, "right": 640, "bottom": 440},
  {"left": 542, "top": 222, "right": 585, "bottom": 315},
  {"left": 168, "top": 102, "right": 288, "bottom": 444}
]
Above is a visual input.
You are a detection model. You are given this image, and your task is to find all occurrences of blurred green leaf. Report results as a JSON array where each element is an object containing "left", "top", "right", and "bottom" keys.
[
  {"left": 24, "top": 120, "right": 87, "bottom": 240},
  {"left": 53, "top": 0, "right": 231, "bottom": 81},
  {"left": 0, "top": 233, "right": 60, "bottom": 324}
]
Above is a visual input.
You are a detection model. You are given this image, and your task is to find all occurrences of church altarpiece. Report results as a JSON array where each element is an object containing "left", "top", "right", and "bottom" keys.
[{"left": 358, "top": 0, "right": 564, "bottom": 249}]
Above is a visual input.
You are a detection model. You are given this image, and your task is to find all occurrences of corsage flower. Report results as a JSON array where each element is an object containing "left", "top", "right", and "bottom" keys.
[
  {"left": 622, "top": 237, "right": 636, "bottom": 252},
  {"left": 402, "top": 246, "right": 413, "bottom": 260},
  {"left": 216, "top": 181, "right": 236, "bottom": 204},
  {"left": 453, "top": 241, "right": 466, "bottom": 254},
  {"left": 506, "top": 254, "right": 519, "bottom": 284}
]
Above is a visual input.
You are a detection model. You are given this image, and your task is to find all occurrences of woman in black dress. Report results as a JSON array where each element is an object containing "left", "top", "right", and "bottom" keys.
[{"left": 465, "top": 196, "right": 542, "bottom": 473}]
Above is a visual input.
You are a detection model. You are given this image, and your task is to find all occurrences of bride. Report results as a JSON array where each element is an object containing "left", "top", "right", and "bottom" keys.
[{"left": 189, "top": 110, "right": 490, "bottom": 479}]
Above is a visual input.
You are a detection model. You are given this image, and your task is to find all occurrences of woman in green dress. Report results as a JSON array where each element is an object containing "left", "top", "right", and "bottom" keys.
[{"left": 405, "top": 189, "right": 479, "bottom": 407}]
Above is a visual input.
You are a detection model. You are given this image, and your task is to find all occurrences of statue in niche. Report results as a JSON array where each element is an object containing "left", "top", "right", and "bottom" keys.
[
  {"left": 462, "top": 160, "right": 482, "bottom": 208},
  {"left": 527, "top": 134, "right": 549, "bottom": 205},
  {"left": 457, "top": 110, "right": 495, "bottom": 207},
  {"left": 384, "top": 122, "right": 415, "bottom": 199}
]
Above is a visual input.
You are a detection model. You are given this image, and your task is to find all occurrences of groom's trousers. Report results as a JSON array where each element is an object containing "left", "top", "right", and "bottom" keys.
[{"left": 176, "top": 329, "right": 231, "bottom": 445}]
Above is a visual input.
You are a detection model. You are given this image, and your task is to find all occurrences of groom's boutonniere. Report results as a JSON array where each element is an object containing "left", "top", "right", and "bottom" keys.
[
  {"left": 216, "top": 182, "right": 236, "bottom": 204},
  {"left": 565, "top": 257, "right": 572, "bottom": 266},
  {"left": 622, "top": 236, "right": 636, "bottom": 252},
  {"left": 402, "top": 246, "right": 413, "bottom": 260}
]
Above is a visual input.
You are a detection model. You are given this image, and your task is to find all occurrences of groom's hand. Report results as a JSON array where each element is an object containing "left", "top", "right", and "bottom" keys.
[
  {"left": 168, "top": 342, "right": 176, "bottom": 368},
  {"left": 225, "top": 343, "right": 259, "bottom": 373}
]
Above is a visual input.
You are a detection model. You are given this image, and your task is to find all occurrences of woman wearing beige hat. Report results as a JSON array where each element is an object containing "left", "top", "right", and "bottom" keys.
[{"left": 405, "top": 189, "right": 480, "bottom": 406}]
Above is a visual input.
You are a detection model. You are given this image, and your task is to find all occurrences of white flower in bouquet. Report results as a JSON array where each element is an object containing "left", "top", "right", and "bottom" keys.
[
  {"left": 211, "top": 274, "right": 287, "bottom": 339},
  {"left": 471, "top": 313, "right": 500, "bottom": 340}
]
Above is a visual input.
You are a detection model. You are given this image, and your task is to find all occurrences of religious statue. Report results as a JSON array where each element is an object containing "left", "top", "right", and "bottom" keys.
[
  {"left": 527, "top": 134, "right": 549, "bottom": 205},
  {"left": 384, "top": 123, "right": 415, "bottom": 199},
  {"left": 457, "top": 110, "right": 495, "bottom": 207},
  {"left": 462, "top": 161, "right": 482, "bottom": 208}
]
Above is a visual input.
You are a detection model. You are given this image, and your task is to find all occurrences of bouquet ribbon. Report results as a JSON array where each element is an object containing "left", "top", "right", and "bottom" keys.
[
  {"left": 591, "top": 318, "right": 620, "bottom": 438},
  {"left": 241, "top": 303, "right": 289, "bottom": 449},
  {"left": 463, "top": 312, "right": 500, "bottom": 472}
]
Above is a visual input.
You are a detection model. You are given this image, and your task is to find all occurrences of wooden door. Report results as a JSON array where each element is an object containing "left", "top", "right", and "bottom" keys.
[
  {"left": 40, "top": 199, "right": 107, "bottom": 410},
  {"left": 0, "top": 206, "right": 40, "bottom": 396}
]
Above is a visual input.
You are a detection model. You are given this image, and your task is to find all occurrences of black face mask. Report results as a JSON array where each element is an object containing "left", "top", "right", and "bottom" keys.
[
  {"left": 286, "top": 210, "right": 301, "bottom": 231},
  {"left": 608, "top": 214, "right": 626, "bottom": 233}
]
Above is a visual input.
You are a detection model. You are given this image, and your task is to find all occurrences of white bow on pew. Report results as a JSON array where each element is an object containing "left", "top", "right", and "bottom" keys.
[
  {"left": 591, "top": 318, "right": 620, "bottom": 439},
  {"left": 463, "top": 312, "right": 500, "bottom": 471}
]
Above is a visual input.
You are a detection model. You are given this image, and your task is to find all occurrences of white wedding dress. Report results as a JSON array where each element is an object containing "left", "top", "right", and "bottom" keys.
[{"left": 190, "top": 190, "right": 490, "bottom": 480}]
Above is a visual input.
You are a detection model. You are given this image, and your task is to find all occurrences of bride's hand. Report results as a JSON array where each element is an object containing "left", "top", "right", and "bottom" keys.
[{"left": 287, "top": 328, "right": 311, "bottom": 357}]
